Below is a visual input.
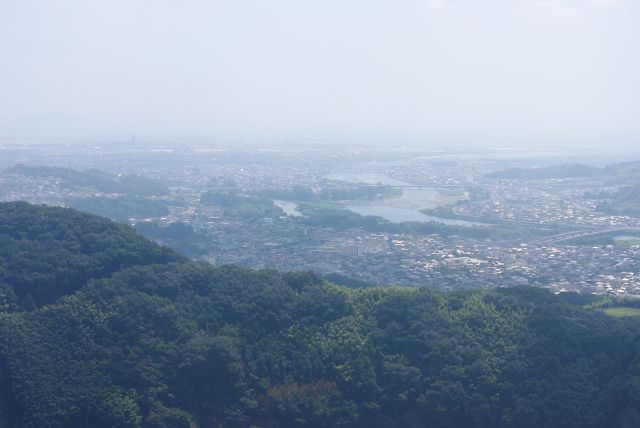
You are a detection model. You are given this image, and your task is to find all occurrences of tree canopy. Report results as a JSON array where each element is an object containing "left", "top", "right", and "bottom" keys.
[{"left": 1, "top": 202, "right": 640, "bottom": 427}]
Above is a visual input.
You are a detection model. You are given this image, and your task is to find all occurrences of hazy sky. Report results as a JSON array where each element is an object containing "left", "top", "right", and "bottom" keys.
[{"left": 1, "top": 0, "right": 639, "bottom": 147}]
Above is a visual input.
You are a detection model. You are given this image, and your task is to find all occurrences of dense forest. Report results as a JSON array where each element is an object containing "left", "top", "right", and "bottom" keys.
[
  {"left": 135, "top": 222, "right": 207, "bottom": 258},
  {"left": 1, "top": 202, "right": 640, "bottom": 427}
]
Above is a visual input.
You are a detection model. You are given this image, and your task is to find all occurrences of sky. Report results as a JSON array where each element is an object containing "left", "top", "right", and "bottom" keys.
[{"left": 0, "top": 0, "right": 639, "bottom": 147}]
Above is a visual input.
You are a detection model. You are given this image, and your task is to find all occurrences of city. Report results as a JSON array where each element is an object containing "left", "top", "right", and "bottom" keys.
[{"left": 2, "top": 142, "right": 640, "bottom": 297}]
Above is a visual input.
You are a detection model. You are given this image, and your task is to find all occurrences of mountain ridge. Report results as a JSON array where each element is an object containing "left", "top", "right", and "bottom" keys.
[{"left": 0, "top": 202, "right": 639, "bottom": 427}]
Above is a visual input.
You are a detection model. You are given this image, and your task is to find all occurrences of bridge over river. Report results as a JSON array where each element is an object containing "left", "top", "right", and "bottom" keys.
[
  {"left": 534, "top": 227, "right": 640, "bottom": 245},
  {"left": 347, "top": 183, "right": 469, "bottom": 190}
]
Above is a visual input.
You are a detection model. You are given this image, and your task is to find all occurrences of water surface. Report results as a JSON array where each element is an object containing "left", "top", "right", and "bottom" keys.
[
  {"left": 273, "top": 199, "right": 302, "bottom": 217},
  {"left": 325, "top": 172, "right": 483, "bottom": 226}
]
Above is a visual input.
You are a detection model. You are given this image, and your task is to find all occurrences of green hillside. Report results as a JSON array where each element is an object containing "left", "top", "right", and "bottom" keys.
[
  {"left": 0, "top": 202, "right": 182, "bottom": 309},
  {"left": 6, "top": 165, "right": 170, "bottom": 196},
  {"left": 1, "top": 203, "right": 640, "bottom": 427},
  {"left": 485, "top": 161, "right": 640, "bottom": 185},
  {"left": 598, "top": 185, "right": 640, "bottom": 216}
]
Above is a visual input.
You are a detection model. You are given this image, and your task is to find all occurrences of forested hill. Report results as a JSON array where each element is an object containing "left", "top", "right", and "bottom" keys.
[
  {"left": 598, "top": 185, "right": 640, "bottom": 216},
  {"left": 485, "top": 161, "right": 640, "bottom": 183},
  {"left": 2, "top": 203, "right": 640, "bottom": 427},
  {"left": 0, "top": 202, "right": 182, "bottom": 309},
  {"left": 6, "top": 164, "right": 170, "bottom": 196}
]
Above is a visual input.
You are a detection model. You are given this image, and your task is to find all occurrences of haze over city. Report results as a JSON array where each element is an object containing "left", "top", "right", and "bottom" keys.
[
  {"left": 1, "top": 0, "right": 639, "bottom": 148},
  {"left": 7, "top": 1, "right": 640, "bottom": 427}
]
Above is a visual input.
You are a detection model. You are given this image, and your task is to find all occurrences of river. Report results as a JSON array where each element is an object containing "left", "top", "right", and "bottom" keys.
[{"left": 323, "top": 172, "right": 486, "bottom": 226}]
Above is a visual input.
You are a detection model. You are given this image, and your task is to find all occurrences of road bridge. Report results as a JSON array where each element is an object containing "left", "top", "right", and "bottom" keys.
[
  {"left": 534, "top": 227, "right": 640, "bottom": 245},
  {"left": 348, "top": 183, "right": 469, "bottom": 190}
]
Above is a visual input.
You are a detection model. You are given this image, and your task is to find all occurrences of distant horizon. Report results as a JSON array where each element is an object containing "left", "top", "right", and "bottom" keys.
[
  {"left": 2, "top": 0, "right": 639, "bottom": 148},
  {"left": 1, "top": 136, "right": 640, "bottom": 158}
]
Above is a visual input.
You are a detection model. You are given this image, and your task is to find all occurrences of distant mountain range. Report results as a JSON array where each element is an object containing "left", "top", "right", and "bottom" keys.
[
  {"left": 6, "top": 164, "right": 170, "bottom": 196},
  {"left": 485, "top": 160, "right": 640, "bottom": 184}
]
